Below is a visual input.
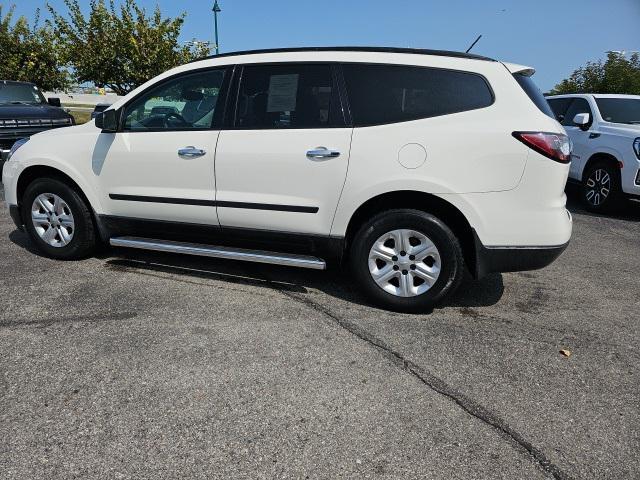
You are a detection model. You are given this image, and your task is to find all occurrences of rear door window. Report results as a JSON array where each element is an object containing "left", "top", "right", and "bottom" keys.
[
  {"left": 234, "top": 64, "right": 343, "bottom": 129},
  {"left": 342, "top": 64, "right": 494, "bottom": 126}
]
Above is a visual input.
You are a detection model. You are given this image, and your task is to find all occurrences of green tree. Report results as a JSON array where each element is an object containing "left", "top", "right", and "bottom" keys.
[
  {"left": 551, "top": 52, "right": 640, "bottom": 95},
  {"left": 47, "top": 0, "right": 210, "bottom": 96},
  {"left": 0, "top": 5, "right": 71, "bottom": 91}
]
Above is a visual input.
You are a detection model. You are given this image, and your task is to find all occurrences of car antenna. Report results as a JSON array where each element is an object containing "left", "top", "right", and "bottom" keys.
[{"left": 465, "top": 34, "right": 482, "bottom": 53}]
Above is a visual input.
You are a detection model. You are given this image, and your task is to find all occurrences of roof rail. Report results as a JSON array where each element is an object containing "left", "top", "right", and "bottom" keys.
[{"left": 188, "top": 46, "right": 496, "bottom": 64}]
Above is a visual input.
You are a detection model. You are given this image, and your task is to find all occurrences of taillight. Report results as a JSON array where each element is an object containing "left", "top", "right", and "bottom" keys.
[{"left": 512, "top": 131, "right": 572, "bottom": 163}]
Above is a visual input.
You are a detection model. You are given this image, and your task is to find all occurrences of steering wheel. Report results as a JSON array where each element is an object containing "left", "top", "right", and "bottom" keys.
[{"left": 163, "top": 112, "right": 190, "bottom": 128}]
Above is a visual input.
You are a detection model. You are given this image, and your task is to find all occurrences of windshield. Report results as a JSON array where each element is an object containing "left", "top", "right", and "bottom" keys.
[
  {"left": 0, "top": 83, "right": 46, "bottom": 105},
  {"left": 595, "top": 98, "right": 640, "bottom": 125}
]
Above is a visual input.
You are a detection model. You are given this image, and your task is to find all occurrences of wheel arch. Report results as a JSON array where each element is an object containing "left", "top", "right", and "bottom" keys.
[
  {"left": 15, "top": 165, "right": 106, "bottom": 239},
  {"left": 581, "top": 152, "right": 622, "bottom": 183},
  {"left": 17, "top": 166, "right": 94, "bottom": 210},
  {"left": 343, "top": 190, "right": 478, "bottom": 276}
]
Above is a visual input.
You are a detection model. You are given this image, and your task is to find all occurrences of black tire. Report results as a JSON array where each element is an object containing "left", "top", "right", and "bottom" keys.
[
  {"left": 21, "top": 178, "right": 96, "bottom": 260},
  {"left": 349, "top": 209, "right": 464, "bottom": 313},
  {"left": 582, "top": 161, "right": 622, "bottom": 213}
]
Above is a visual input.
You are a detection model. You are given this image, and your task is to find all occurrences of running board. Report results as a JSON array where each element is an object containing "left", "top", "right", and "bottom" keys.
[{"left": 109, "top": 236, "right": 326, "bottom": 270}]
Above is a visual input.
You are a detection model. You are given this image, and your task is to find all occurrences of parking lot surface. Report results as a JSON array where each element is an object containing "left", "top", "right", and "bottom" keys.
[{"left": 1, "top": 185, "right": 638, "bottom": 479}]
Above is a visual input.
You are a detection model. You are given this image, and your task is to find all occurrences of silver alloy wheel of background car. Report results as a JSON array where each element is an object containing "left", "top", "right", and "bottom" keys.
[
  {"left": 368, "top": 229, "right": 441, "bottom": 297},
  {"left": 31, "top": 193, "right": 75, "bottom": 247},
  {"left": 585, "top": 168, "right": 611, "bottom": 207}
]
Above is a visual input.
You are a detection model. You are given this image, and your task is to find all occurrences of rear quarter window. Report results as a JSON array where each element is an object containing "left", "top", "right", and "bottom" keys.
[
  {"left": 513, "top": 73, "right": 555, "bottom": 118},
  {"left": 342, "top": 64, "right": 494, "bottom": 126}
]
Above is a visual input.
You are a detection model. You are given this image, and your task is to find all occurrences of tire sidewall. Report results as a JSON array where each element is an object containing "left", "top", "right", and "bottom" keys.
[
  {"left": 21, "top": 178, "right": 94, "bottom": 260},
  {"left": 350, "top": 210, "right": 463, "bottom": 312}
]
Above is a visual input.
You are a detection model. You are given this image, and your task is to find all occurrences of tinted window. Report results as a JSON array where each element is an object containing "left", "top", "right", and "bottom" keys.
[
  {"left": 123, "top": 69, "right": 226, "bottom": 131},
  {"left": 343, "top": 64, "right": 493, "bottom": 126},
  {"left": 595, "top": 98, "right": 640, "bottom": 125},
  {"left": 235, "top": 64, "right": 341, "bottom": 129},
  {"left": 547, "top": 98, "right": 573, "bottom": 122},
  {"left": 513, "top": 73, "right": 554, "bottom": 118},
  {"left": 562, "top": 98, "right": 592, "bottom": 127}
]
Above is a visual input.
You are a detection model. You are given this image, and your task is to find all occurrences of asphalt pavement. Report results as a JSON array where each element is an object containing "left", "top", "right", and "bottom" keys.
[{"left": 1, "top": 185, "right": 638, "bottom": 479}]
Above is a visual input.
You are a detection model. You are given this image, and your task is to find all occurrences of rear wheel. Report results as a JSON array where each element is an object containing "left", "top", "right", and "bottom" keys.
[
  {"left": 582, "top": 161, "right": 622, "bottom": 213},
  {"left": 350, "top": 209, "right": 464, "bottom": 312},
  {"left": 21, "top": 178, "right": 96, "bottom": 260}
]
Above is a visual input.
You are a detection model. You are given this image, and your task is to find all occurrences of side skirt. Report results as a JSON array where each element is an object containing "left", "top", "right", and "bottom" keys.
[{"left": 96, "top": 215, "right": 346, "bottom": 264}]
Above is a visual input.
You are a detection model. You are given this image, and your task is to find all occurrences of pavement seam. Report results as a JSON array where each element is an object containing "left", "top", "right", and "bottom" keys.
[{"left": 273, "top": 286, "right": 574, "bottom": 480}]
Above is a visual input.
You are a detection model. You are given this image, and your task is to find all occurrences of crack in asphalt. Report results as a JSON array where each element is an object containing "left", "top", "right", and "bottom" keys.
[
  {"left": 272, "top": 286, "right": 574, "bottom": 480},
  {"left": 94, "top": 256, "right": 577, "bottom": 478}
]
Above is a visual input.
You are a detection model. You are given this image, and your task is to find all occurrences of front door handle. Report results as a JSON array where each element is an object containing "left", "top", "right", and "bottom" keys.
[
  {"left": 178, "top": 146, "right": 206, "bottom": 157},
  {"left": 306, "top": 147, "right": 341, "bottom": 159}
]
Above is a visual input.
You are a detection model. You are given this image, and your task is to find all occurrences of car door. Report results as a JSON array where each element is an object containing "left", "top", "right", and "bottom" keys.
[
  {"left": 560, "top": 98, "right": 594, "bottom": 179},
  {"left": 214, "top": 63, "right": 352, "bottom": 235},
  {"left": 96, "top": 67, "right": 229, "bottom": 225}
]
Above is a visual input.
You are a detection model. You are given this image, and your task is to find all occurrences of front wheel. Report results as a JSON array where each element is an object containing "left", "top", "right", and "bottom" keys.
[
  {"left": 582, "top": 161, "right": 622, "bottom": 213},
  {"left": 21, "top": 178, "right": 97, "bottom": 260},
  {"left": 349, "top": 209, "right": 464, "bottom": 312}
]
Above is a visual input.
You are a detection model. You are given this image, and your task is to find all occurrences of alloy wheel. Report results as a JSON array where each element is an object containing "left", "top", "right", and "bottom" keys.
[{"left": 585, "top": 168, "right": 611, "bottom": 207}]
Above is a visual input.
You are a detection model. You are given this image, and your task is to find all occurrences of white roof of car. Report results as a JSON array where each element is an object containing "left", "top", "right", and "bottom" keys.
[
  {"left": 547, "top": 93, "right": 640, "bottom": 99},
  {"left": 590, "top": 94, "right": 640, "bottom": 99}
]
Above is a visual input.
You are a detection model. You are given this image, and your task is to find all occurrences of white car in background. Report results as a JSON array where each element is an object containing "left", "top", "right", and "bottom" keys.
[{"left": 547, "top": 94, "right": 640, "bottom": 212}]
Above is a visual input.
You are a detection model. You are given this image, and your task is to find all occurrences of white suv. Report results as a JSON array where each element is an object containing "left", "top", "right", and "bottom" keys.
[
  {"left": 2, "top": 47, "right": 572, "bottom": 312},
  {"left": 547, "top": 94, "right": 640, "bottom": 212}
]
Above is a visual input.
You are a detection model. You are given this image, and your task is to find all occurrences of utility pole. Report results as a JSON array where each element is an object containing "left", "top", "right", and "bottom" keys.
[{"left": 213, "top": 1, "right": 221, "bottom": 55}]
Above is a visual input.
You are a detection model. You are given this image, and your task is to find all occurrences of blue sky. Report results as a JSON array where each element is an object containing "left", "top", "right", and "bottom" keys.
[{"left": 8, "top": 0, "right": 640, "bottom": 91}]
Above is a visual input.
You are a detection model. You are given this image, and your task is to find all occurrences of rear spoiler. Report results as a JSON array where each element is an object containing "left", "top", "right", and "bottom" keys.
[{"left": 502, "top": 62, "right": 535, "bottom": 77}]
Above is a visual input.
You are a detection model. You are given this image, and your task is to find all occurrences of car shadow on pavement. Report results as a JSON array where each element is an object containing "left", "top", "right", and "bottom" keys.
[
  {"left": 9, "top": 229, "right": 505, "bottom": 311},
  {"left": 104, "top": 248, "right": 505, "bottom": 311},
  {"left": 9, "top": 229, "right": 45, "bottom": 257}
]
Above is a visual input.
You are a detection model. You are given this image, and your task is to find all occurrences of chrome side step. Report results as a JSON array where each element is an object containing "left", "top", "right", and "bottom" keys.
[{"left": 109, "top": 236, "right": 326, "bottom": 270}]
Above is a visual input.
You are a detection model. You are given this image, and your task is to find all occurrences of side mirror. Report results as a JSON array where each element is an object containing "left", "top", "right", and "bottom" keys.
[
  {"left": 573, "top": 113, "right": 591, "bottom": 131},
  {"left": 47, "top": 97, "right": 61, "bottom": 107},
  {"left": 95, "top": 109, "right": 119, "bottom": 133}
]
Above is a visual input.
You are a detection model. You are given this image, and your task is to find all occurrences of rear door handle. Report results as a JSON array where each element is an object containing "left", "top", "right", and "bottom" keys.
[
  {"left": 306, "top": 147, "right": 341, "bottom": 159},
  {"left": 178, "top": 146, "right": 206, "bottom": 157}
]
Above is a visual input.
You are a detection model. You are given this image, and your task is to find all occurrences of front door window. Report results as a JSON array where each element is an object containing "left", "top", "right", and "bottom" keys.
[{"left": 123, "top": 70, "right": 226, "bottom": 131}]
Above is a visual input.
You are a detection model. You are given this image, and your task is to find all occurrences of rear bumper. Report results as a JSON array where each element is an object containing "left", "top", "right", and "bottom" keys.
[{"left": 473, "top": 229, "right": 569, "bottom": 278}]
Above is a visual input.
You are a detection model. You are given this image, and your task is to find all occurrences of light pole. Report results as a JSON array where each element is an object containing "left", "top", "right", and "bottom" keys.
[{"left": 213, "top": 1, "right": 221, "bottom": 55}]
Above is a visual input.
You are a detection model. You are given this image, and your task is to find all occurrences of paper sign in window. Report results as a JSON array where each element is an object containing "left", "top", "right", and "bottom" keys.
[{"left": 267, "top": 74, "right": 299, "bottom": 112}]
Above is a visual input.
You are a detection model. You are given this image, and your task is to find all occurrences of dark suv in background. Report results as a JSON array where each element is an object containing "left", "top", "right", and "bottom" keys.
[{"left": 0, "top": 81, "right": 74, "bottom": 162}]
